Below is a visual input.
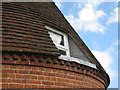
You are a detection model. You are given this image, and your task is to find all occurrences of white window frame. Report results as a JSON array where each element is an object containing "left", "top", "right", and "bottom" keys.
[{"left": 45, "top": 26, "right": 70, "bottom": 56}]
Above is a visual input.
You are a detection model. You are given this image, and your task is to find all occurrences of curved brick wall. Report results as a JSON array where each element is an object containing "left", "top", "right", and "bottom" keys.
[
  {"left": 1, "top": 52, "right": 109, "bottom": 88},
  {"left": 2, "top": 64, "right": 104, "bottom": 88}
]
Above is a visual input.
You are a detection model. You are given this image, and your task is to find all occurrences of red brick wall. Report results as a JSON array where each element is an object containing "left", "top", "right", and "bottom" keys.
[{"left": 1, "top": 61, "right": 105, "bottom": 88}]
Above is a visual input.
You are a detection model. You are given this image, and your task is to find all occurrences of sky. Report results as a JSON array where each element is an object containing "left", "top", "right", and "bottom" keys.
[{"left": 54, "top": 0, "right": 119, "bottom": 88}]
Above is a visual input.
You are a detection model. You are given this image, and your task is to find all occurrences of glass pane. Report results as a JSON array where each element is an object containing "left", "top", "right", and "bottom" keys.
[{"left": 49, "top": 31, "right": 64, "bottom": 46}]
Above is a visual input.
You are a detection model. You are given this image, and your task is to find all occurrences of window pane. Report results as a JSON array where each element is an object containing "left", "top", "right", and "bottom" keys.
[{"left": 49, "top": 31, "right": 64, "bottom": 46}]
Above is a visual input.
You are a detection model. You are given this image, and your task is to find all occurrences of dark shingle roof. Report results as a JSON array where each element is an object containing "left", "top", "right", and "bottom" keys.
[
  {"left": 2, "top": 2, "right": 105, "bottom": 71},
  {"left": 2, "top": 2, "right": 60, "bottom": 56}
]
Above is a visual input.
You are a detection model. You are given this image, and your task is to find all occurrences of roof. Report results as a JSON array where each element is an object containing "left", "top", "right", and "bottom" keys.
[
  {"left": 2, "top": 2, "right": 105, "bottom": 72},
  {"left": 2, "top": 2, "right": 60, "bottom": 56}
]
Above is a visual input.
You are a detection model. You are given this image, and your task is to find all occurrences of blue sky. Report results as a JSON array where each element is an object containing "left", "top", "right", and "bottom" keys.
[{"left": 54, "top": 0, "right": 119, "bottom": 88}]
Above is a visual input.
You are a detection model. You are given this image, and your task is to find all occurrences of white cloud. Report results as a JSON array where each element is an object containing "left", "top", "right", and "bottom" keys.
[
  {"left": 92, "top": 50, "right": 113, "bottom": 69},
  {"left": 92, "top": 50, "right": 116, "bottom": 80},
  {"left": 92, "top": 41, "right": 118, "bottom": 80},
  {"left": 107, "top": 7, "right": 119, "bottom": 24},
  {"left": 76, "top": 0, "right": 105, "bottom": 9},
  {"left": 65, "top": 14, "right": 81, "bottom": 31},
  {"left": 96, "top": 10, "right": 107, "bottom": 18},
  {"left": 65, "top": 2, "right": 107, "bottom": 33}
]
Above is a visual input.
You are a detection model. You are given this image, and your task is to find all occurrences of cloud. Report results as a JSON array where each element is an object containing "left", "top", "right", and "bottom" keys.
[
  {"left": 92, "top": 50, "right": 113, "bottom": 69},
  {"left": 76, "top": 0, "right": 105, "bottom": 8},
  {"left": 106, "top": 7, "right": 119, "bottom": 24},
  {"left": 65, "top": 2, "right": 107, "bottom": 33},
  {"left": 92, "top": 50, "right": 117, "bottom": 80},
  {"left": 92, "top": 41, "right": 118, "bottom": 80}
]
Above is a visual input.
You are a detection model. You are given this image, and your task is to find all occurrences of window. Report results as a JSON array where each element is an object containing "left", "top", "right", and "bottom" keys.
[{"left": 45, "top": 26, "right": 70, "bottom": 56}]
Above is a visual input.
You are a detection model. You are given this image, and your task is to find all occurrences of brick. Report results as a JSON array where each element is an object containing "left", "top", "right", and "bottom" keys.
[
  {"left": 55, "top": 82, "right": 65, "bottom": 86},
  {"left": 76, "top": 77, "right": 83, "bottom": 81},
  {"left": 2, "top": 79, "right": 12, "bottom": 83},
  {"left": 2, "top": 65, "right": 10, "bottom": 69},
  {"left": 68, "top": 84, "right": 75, "bottom": 88},
  {"left": 14, "top": 60, "right": 21, "bottom": 64},
  {"left": 67, "top": 75, "right": 75, "bottom": 80},
  {"left": 19, "top": 61, "right": 29, "bottom": 65},
  {"left": 38, "top": 75, "right": 44, "bottom": 80},
  {"left": 75, "top": 85, "right": 84, "bottom": 88},
  {"left": 45, "top": 68, "right": 51, "bottom": 72},
  {"left": 50, "top": 77, "right": 56, "bottom": 81},
  {"left": 22, "top": 80, "right": 27, "bottom": 83},
  {"left": 20, "top": 70, "right": 29, "bottom": 74},
  {"left": 12, "top": 79, "right": 21, "bottom": 83},
  {"left": 62, "top": 78, "right": 68, "bottom": 82},
  {"left": 2, "top": 73, "right": 8, "bottom": 78},
  {"left": 25, "top": 84, "right": 32, "bottom": 88},
  {"left": 39, "top": 67, "right": 45, "bottom": 71},
  {"left": 43, "top": 72, "right": 49, "bottom": 76},
  {"left": 7, "top": 74, "right": 15, "bottom": 78},
  {"left": 51, "top": 69, "right": 58, "bottom": 73},
  {"left": 44, "top": 85, "right": 51, "bottom": 88},
  {"left": 57, "top": 78, "right": 64, "bottom": 82},
  {"left": 24, "top": 66, "right": 31, "bottom": 70},
  {"left": 44, "top": 76, "right": 51, "bottom": 81},
  {"left": 10, "top": 65, "right": 17, "bottom": 69},
  {"left": 16, "top": 84, "right": 24, "bottom": 88},
  {"left": 31, "top": 75, "right": 38, "bottom": 79},
  {"left": 31, "top": 85, "right": 39, "bottom": 88},
  {"left": 30, "top": 71, "right": 43, "bottom": 75},
  {"left": 48, "top": 73, "right": 55, "bottom": 76},
  {"left": 30, "top": 62, "right": 42, "bottom": 66},
  {"left": 67, "top": 79, "right": 75, "bottom": 84},
  {"left": 56, "top": 73, "right": 66, "bottom": 78},
  {"left": 17, "top": 66, "right": 25, "bottom": 69},
  {"left": 57, "top": 70, "right": 63, "bottom": 73},
  {"left": 28, "top": 80, "right": 41, "bottom": 84},
  {"left": 79, "top": 70, "right": 84, "bottom": 73},
  {"left": 2, "top": 60, "right": 14, "bottom": 64},
  {"left": 38, "top": 71, "right": 44, "bottom": 75},
  {"left": 22, "top": 75, "right": 31, "bottom": 79},
  {"left": 15, "top": 70, "right": 20, "bottom": 73},
  {"left": 31, "top": 62, "right": 44, "bottom": 66},
  {"left": 2, "top": 69, "right": 14, "bottom": 73},
  {"left": 37, "top": 85, "right": 45, "bottom": 88},
  {"left": 31, "top": 67, "right": 39, "bottom": 70},
  {"left": 42, "top": 81, "right": 54, "bottom": 85},
  {"left": 16, "top": 74, "right": 23, "bottom": 79},
  {"left": 2, "top": 84, "right": 9, "bottom": 88},
  {"left": 30, "top": 71, "right": 36, "bottom": 74}
]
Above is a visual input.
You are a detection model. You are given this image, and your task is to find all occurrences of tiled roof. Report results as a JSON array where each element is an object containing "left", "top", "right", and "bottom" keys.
[
  {"left": 2, "top": 2, "right": 105, "bottom": 71},
  {"left": 2, "top": 2, "right": 60, "bottom": 56}
]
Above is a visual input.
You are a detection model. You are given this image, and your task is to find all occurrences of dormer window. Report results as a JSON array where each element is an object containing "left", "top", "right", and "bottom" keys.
[{"left": 45, "top": 26, "right": 70, "bottom": 56}]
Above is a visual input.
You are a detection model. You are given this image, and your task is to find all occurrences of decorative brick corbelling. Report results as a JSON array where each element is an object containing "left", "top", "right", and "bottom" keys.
[{"left": 1, "top": 52, "right": 109, "bottom": 88}]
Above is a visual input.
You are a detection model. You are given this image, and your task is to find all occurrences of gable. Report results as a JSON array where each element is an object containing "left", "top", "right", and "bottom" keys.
[{"left": 69, "top": 36, "right": 90, "bottom": 62}]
